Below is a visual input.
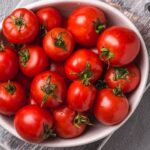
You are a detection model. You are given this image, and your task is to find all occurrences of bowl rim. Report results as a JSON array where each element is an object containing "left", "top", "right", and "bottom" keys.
[{"left": 0, "top": 0, "right": 149, "bottom": 147}]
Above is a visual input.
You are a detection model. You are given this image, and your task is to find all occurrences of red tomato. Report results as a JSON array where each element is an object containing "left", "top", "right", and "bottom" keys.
[
  {"left": 27, "top": 95, "right": 37, "bottom": 105},
  {"left": 67, "top": 80, "right": 97, "bottom": 112},
  {"left": 36, "top": 7, "right": 62, "bottom": 32},
  {"left": 2, "top": 8, "right": 39, "bottom": 44},
  {"left": 0, "top": 81, "right": 26, "bottom": 116},
  {"left": 14, "top": 72, "right": 31, "bottom": 92},
  {"left": 18, "top": 45, "right": 49, "bottom": 77},
  {"left": 14, "top": 105, "right": 54, "bottom": 142},
  {"left": 53, "top": 106, "right": 90, "bottom": 138},
  {"left": 67, "top": 6, "right": 106, "bottom": 46},
  {"left": 0, "top": 44, "right": 19, "bottom": 82},
  {"left": 97, "top": 26, "right": 140, "bottom": 66},
  {"left": 31, "top": 71, "right": 66, "bottom": 108},
  {"left": 94, "top": 88, "right": 129, "bottom": 125},
  {"left": 65, "top": 49, "right": 103, "bottom": 83},
  {"left": 43, "top": 27, "right": 74, "bottom": 61},
  {"left": 105, "top": 64, "right": 140, "bottom": 93}
]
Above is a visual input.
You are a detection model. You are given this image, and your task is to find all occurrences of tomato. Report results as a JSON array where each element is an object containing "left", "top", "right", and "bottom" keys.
[
  {"left": 31, "top": 71, "right": 66, "bottom": 108},
  {"left": 65, "top": 49, "right": 103, "bottom": 83},
  {"left": 0, "top": 44, "right": 19, "bottom": 82},
  {"left": 36, "top": 7, "right": 62, "bottom": 33},
  {"left": 18, "top": 45, "right": 49, "bottom": 77},
  {"left": 53, "top": 106, "right": 90, "bottom": 138},
  {"left": 105, "top": 64, "right": 140, "bottom": 93},
  {"left": 43, "top": 27, "right": 74, "bottom": 61},
  {"left": 67, "top": 6, "right": 106, "bottom": 47},
  {"left": 14, "top": 72, "right": 32, "bottom": 92},
  {"left": 0, "top": 81, "right": 26, "bottom": 116},
  {"left": 97, "top": 26, "right": 140, "bottom": 66},
  {"left": 2, "top": 8, "right": 39, "bottom": 44},
  {"left": 94, "top": 88, "right": 129, "bottom": 125},
  {"left": 67, "top": 80, "right": 97, "bottom": 112},
  {"left": 14, "top": 105, "right": 54, "bottom": 142}
]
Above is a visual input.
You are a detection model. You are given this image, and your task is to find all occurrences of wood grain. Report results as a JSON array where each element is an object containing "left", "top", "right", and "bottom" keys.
[{"left": 0, "top": 0, "right": 150, "bottom": 150}]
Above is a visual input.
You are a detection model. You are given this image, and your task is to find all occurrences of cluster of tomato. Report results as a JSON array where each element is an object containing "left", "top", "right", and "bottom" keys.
[{"left": 0, "top": 5, "right": 140, "bottom": 143}]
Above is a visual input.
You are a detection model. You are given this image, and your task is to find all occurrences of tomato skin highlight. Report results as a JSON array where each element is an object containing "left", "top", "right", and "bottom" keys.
[
  {"left": 14, "top": 105, "right": 54, "bottom": 142},
  {"left": 94, "top": 88, "right": 129, "bottom": 125},
  {"left": 105, "top": 64, "right": 140, "bottom": 93},
  {"left": 2, "top": 8, "right": 39, "bottom": 44},
  {"left": 31, "top": 71, "right": 66, "bottom": 109},
  {"left": 53, "top": 106, "right": 87, "bottom": 138},
  {"left": 43, "top": 27, "right": 75, "bottom": 61},
  {"left": 0, "top": 81, "right": 26, "bottom": 116},
  {"left": 19, "top": 45, "right": 49, "bottom": 77},
  {"left": 67, "top": 6, "right": 106, "bottom": 46},
  {"left": 0, "top": 46, "right": 19, "bottom": 82},
  {"left": 36, "top": 7, "right": 62, "bottom": 31},
  {"left": 65, "top": 49, "right": 103, "bottom": 82},
  {"left": 67, "top": 80, "right": 97, "bottom": 112},
  {"left": 97, "top": 26, "right": 140, "bottom": 66}
]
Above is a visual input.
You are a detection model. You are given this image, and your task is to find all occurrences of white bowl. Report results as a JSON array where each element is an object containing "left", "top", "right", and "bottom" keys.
[{"left": 0, "top": 0, "right": 149, "bottom": 147}]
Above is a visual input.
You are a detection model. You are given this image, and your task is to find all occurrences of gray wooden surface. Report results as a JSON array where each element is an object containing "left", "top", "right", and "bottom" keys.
[{"left": 0, "top": 0, "right": 150, "bottom": 150}]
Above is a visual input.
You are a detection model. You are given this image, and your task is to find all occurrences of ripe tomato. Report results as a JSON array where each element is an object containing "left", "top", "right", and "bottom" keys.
[
  {"left": 2, "top": 8, "right": 39, "bottom": 44},
  {"left": 53, "top": 106, "right": 90, "bottom": 138},
  {"left": 43, "top": 27, "right": 74, "bottom": 61},
  {"left": 36, "top": 7, "right": 62, "bottom": 32},
  {"left": 31, "top": 71, "right": 66, "bottom": 108},
  {"left": 67, "top": 6, "right": 106, "bottom": 46},
  {"left": 94, "top": 88, "right": 129, "bottom": 125},
  {"left": 18, "top": 45, "right": 49, "bottom": 77},
  {"left": 65, "top": 49, "right": 103, "bottom": 83},
  {"left": 14, "top": 72, "right": 32, "bottom": 92},
  {"left": 105, "top": 64, "right": 140, "bottom": 93},
  {"left": 67, "top": 80, "right": 97, "bottom": 112},
  {"left": 0, "top": 81, "right": 26, "bottom": 116},
  {"left": 97, "top": 26, "right": 140, "bottom": 66},
  {"left": 0, "top": 44, "right": 19, "bottom": 82},
  {"left": 14, "top": 105, "right": 54, "bottom": 142}
]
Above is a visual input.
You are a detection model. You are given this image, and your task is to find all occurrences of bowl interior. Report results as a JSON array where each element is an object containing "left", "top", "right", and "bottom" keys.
[{"left": 0, "top": 0, "right": 149, "bottom": 147}]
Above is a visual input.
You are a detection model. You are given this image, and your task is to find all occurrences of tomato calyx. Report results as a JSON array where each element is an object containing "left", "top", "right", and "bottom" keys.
[
  {"left": 41, "top": 76, "right": 60, "bottom": 107},
  {"left": 73, "top": 113, "right": 92, "bottom": 128},
  {"left": 18, "top": 49, "right": 30, "bottom": 67},
  {"left": 93, "top": 18, "right": 106, "bottom": 34},
  {"left": 95, "top": 79, "right": 108, "bottom": 90},
  {"left": 113, "top": 67, "right": 129, "bottom": 81},
  {"left": 5, "top": 81, "right": 16, "bottom": 95},
  {"left": 0, "top": 42, "right": 5, "bottom": 52},
  {"left": 113, "top": 87, "right": 124, "bottom": 97},
  {"left": 40, "top": 24, "right": 47, "bottom": 37},
  {"left": 99, "top": 47, "right": 114, "bottom": 67},
  {"left": 73, "top": 63, "right": 93, "bottom": 86},
  {"left": 11, "top": 43, "right": 23, "bottom": 51},
  {"left": 53, "top": 32, "right": 67, "bottom": 51},
  {"left": 11, "top": 15, "right": 25, "bottom": 31},
  {"left": 42, "top": 124, "right": 56, "bottom": 140}
]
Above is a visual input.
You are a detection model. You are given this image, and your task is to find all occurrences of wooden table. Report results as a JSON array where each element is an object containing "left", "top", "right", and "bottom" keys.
[{"left": 0, "top": 0, "right": 150, "bottom": 150}]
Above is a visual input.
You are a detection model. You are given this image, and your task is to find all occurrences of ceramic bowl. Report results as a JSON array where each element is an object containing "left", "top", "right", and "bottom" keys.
[{"left": 0, "top": 0, "right": 149, "bottom": 147}]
